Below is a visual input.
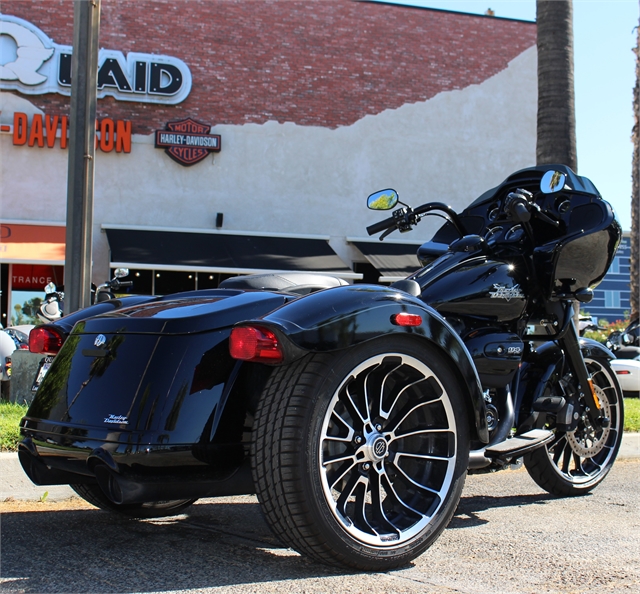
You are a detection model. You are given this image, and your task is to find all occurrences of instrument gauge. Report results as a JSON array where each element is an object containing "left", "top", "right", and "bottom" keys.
[
  {"left": 488, "top": 206, "right": 500, "bottom": 221},
  {"left": 484, "top": 226, "right": 503, "bottom": 245},
  {"left": 505, "top": 225, "right": 524, "bottom": 242}
]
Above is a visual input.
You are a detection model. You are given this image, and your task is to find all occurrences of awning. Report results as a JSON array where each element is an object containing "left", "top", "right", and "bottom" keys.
[
  {"left": 349, "top": 238, "right": 423, "bottom": 282},
  {"left": 0, "top": 223, "right": 66, "bottom": 264},
  {"left": 104, "top": 226, "right": 360, "bottom": 279}
]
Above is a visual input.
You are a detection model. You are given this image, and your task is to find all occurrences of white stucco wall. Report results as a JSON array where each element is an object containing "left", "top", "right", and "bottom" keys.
[{"left": 0, "top": 46, "right": 537, "bottom": 282}]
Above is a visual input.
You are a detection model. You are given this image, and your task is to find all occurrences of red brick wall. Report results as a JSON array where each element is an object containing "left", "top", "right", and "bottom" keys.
[{"left": 2, "top": 0, "right": 536, "bottom": 134}]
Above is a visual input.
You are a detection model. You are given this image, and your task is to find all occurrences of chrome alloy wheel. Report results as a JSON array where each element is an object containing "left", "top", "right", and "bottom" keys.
[
  {"left": 318, "top": 353, "right": 459, "bottom": 548},
  {"left": 544, "top": 358, "right": 622, "bottom": 487}
]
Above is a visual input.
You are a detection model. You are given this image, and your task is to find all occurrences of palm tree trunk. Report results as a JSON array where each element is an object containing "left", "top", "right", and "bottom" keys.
[
  {"left": 536, "top": 0, "right": 577, "bottom": 172},
  {"left": 631, "top": 11, "right": 639, "bottom": 318}
]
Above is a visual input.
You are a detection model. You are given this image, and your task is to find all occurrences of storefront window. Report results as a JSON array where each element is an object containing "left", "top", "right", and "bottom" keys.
[
  {"left": 8, "top": 264, "right": 64, "bottom": 326},
  {"left": 154, "top": 270, "right": 196, "bottom": 295},
  {"left": 108, "top": 268, "right": 240, "bottom": 296}
]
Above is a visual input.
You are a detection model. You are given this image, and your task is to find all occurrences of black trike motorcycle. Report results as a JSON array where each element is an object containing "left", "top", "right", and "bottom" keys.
[{"left": 20, "top": 165, "right": 623, "bottom": 571}]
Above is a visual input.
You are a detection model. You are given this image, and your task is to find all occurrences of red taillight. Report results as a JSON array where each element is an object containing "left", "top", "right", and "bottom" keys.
[
  {"left": 391, "top": 312, "right": 423, "bottom": 327},
  {"left": 229, "top": 326, "right": 284, "bottom": 363},
  {"left": 615, "top": 369, "right": 631, "bottom": 375},
  {"left": 29, "top": 326, "right": 64, "bottom": 355}
]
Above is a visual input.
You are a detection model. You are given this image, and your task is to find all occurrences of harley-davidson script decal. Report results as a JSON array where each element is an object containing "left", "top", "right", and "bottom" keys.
[
  {"left": 104, "top": 414, "right": 129, "bottom": 425},
  {"left": 489, "top": 283, "right": 525, "bottom": 301}
]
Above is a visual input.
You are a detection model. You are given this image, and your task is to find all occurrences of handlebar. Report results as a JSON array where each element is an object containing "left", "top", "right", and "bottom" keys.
[
  {"left": 366, "top": 214, "right": 401, "bottom": 236},
  {"left": 367, "top": 201, "right": 467, "bottom": 239}
]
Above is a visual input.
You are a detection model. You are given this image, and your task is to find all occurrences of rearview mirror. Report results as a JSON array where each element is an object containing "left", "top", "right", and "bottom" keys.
[
  {"left": 114, "top": 268, "right": 129, "bottom": 279},
  {"left": 367, "top": 189, "right": 398, "bottom": 210},
  {"left": 44, "top": 282, "right": 57, "bottom": 295},
  {"left": 540, "top": 170, "right": 567, "bottom": 194}
]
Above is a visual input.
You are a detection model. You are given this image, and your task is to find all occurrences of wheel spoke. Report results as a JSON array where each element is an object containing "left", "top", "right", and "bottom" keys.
[
  {"left": 329, "top": 409, "right": 355, "bottom": 441},
  {"left": 369, "top": 470, "right": 402, "bottom": 535},
  {"left": 560, "top": 440, "right": 573, "bottom": 473},
  {"left": 387, "top": 398, "right": 444, "bottom": 436},
  {"left": 380, "top": 471, "right": 425, "bottom": 519},
  {"left": 379, "top": 377, "right": 427, "bottom": 421},
  {"left": 323, "top": 452, "right": 357, "bottom": 468},
  {"left": 392, "top": 456, "right": 442, "bottom": 494},
  {"left": 391, "top": 427, "right": 450, "bottom": 440},
  {"left": 396, "top": 452, "right": 450, "bottom": 461},
  {"left": 344, "top": 382, "right": 369, "bottom": 426},
  {"left": 327, "top": 459, "right": 358, "bottom": 491}
]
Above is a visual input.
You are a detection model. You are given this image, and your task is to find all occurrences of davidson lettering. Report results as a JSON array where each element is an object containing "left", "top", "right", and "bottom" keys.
[
  {"left": 0, "top": 15, "right": 192, "bottom": 105},
  {"left": 11, "top": 111, "right": 131, "bottom": 153}
]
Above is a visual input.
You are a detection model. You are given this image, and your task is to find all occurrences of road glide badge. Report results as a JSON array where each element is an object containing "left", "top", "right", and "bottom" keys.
[
  {"left": 155, "top": 118, "right": 221, "bottom": 166},
  {"left": 489, "top": 283, "right": 525, "bottom": 301}
]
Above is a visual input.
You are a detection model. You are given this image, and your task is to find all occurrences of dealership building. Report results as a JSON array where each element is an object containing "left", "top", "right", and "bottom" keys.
[{"left": 0, "top": 0, "right": 542, "bottom": 325}]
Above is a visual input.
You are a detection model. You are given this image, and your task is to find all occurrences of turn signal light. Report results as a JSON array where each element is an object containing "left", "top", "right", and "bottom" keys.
[
  {"left": 29, "top": 326, "right": 64, "bottom": 355},
  {"left": 229, "top": 326, "right": 284, "bottom": 363},
  {"left": 615, "top": 369, "right": 630, "bottom": 375},
  {"left": 391, "top": 312, "right": 423, "bottom": 327}
]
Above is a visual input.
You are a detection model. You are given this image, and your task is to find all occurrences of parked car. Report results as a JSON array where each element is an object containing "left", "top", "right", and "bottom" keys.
[
  {"left": 0, "top": 326, "right": 32, "bottom": 398},
  {"left": 578, "top": 314, "right": 600, "bottom": 335},
  {"left": 608, "top": 317, "right": 640, "bottom": 348},
  {"left": 611, "top": 356, "right": 640, "bottom": 398}
]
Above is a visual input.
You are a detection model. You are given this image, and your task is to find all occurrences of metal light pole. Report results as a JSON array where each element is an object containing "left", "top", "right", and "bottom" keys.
[{"left": 64, "top": 0, "right": 101, "bottom": 313}]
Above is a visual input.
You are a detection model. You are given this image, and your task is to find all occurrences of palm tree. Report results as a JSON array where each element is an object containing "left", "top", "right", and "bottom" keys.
[
  {"left": 631, "top": 14, "right": 639, "bottom": 318},
  {"left": 536, "top": 0, "right": 577, "bottom": 172}
]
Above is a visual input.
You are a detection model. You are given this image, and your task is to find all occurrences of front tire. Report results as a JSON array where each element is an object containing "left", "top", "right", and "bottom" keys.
[
  {"left": 70, "top": 484, "right": 197, "bottom": 518},
  {"left": 524, "top": 358, "right": 624, "bottom": 496},
  {"left": 252, "top": 337, "right": 470, "bottom": 570}
]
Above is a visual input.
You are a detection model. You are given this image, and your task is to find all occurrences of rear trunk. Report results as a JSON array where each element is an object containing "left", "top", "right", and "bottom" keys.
[{"left": 19, "top": 290, "right": 288, "bottom": 502}]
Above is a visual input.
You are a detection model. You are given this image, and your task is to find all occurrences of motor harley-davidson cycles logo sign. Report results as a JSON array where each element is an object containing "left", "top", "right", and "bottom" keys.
[{"left": 155, "top": 118, "right": 221, "bottom": 166}]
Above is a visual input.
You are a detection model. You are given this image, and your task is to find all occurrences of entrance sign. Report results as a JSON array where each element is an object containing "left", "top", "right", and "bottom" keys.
[{"left": 0, "top": 15, "right": 192, "bottom": 104}]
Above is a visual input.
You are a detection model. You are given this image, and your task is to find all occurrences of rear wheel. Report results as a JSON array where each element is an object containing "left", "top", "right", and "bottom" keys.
[
  {"left": 524, "top": 358, "right": 624, "bottom": 496},
  {"left": 252, "top": 337, "right": 470, "bottom": 570},
  {"left": 70, "top": 484, "right": 197, "bottom": 518}
]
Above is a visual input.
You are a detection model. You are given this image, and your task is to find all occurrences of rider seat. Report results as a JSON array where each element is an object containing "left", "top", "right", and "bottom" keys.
[{"left": 219, "top": 272, "right": 349, "bottom": 295}]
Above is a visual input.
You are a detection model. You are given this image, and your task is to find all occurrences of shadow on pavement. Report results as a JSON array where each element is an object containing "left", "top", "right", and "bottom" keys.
[
  {"left": 450, "top": 491, "right": 557, "bottom": 529},
  {"left": 0, "top": 499, "right": 352, "bottom": 593}
]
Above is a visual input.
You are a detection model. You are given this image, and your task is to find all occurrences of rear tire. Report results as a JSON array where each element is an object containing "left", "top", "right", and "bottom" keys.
[
  {"left": 524, "top": 358, "right": 624, "bottom": 496},
  {"left": 252, "top": 337, "right": 470, "bottom": 570},
  {"left": 70, "top": 484, "right": 197, "bottom": 518}
]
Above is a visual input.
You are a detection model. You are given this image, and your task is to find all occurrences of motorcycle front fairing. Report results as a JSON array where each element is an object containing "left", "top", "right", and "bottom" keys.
[{"left": 19, "top": 289, "right": 290, "bottom": 502}]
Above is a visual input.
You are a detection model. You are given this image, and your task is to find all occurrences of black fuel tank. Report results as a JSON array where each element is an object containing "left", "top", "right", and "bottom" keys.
[{"left": 417, "top": 256, "right": 527, "bottom": 323}]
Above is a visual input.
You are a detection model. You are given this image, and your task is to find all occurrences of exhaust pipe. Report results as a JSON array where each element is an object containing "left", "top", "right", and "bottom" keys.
[
  {"left": 87, "top": 447, "right": 254, "bottom": 505},
  {"left": 93, "top": 463, "right": 125, "bottom": 504}
]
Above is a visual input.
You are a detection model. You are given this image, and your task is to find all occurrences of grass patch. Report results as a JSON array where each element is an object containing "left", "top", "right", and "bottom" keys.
[
  {"left": 0, "top": 402, "right": 28, "bottom": 452},
  {"left": 624, "top": 398, "right": 640, "bottom": 433},
  {"left": 0, "top": 399, "right": 638, "bottom": 454}
]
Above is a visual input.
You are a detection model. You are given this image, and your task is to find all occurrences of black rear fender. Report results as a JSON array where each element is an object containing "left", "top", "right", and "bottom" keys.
[{"left": 237, "top": 284, "right": 489, "bottom": 443}]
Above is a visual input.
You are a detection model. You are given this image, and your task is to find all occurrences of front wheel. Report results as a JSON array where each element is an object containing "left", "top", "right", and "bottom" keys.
[
  {"left": 252, "top": 337, "right": 470, "bottom": 571},
  {"left": 524, "top": 357, "right": 624, "bottom": 496},
  {"left": 70, "top": 484, "right": 198, "bottom": 518}
]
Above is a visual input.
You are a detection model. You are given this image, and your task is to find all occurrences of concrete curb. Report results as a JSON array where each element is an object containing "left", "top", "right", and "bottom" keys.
[{"left": 2, "top": 434, "right": 639, "bottom": 502}]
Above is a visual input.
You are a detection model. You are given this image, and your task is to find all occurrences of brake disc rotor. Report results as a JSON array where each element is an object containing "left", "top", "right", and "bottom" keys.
[{"left": 566, "top": 384, "right": 611, "bottom": 458}]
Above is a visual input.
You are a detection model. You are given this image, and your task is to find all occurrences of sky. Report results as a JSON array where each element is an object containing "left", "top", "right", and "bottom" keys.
[{"left": 374, "top": 0, "right": 638, "bottom": 231}]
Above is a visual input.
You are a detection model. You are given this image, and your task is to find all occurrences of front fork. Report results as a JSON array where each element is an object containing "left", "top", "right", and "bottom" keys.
[{"left": 557, "top": 310, "right": 609, "bottom": 431}]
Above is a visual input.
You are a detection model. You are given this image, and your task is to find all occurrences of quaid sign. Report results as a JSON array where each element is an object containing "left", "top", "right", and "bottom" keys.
[{"left": 0, "top": 14, "right": 192, "bottom": 105}]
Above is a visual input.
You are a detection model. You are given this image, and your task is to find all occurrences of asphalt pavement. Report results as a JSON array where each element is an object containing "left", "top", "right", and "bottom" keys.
[
  {"left": 2, "top": 433, "right": 638, "bottom": 502},
  {"left": 1, "top": 457, "right": 639, "bottom": 593}
]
